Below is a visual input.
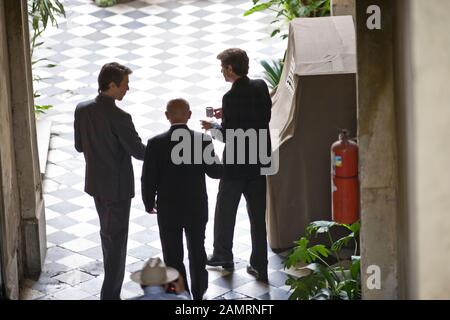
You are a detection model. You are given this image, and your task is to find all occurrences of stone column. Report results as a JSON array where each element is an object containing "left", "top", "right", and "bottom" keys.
[
  {"left": 0, "top": 0, "right": 22, "bottom": 300},
  {"left": 355, "top": 0, "right": 401, "bottom": 299},
  {"left": 4, "top": 0, "right": 46, "bottom": 277}
]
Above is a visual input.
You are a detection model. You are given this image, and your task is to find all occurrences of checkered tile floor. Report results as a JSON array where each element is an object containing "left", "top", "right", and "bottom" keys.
[{"left": 21, "top": 0, "right": 290, "bottom": 300}]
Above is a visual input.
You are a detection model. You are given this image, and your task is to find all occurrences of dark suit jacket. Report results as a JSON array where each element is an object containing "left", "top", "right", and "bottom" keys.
[
  {"left": 74, "top": 94, "right": 146, "bottom": 200},
  {"left": 141, "top": 124, "right": 223, "bottom": 226},
  {"left": 215, "top": 76, "right": 272, "bottom": 179}
]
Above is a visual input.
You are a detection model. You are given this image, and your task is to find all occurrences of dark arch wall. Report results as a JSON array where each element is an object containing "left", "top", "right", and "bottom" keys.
[{"left": 0, "top": 0, "right": 46, "bottom": 299}]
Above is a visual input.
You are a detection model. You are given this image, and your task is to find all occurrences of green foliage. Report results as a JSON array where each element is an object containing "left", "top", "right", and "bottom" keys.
[
  {"left": 95, "top": 0, "right": 117, "bottom": 7},
  {"left": 306, "top": 220, "right": 338, "bottom": 236},
  {"left": 28, "top": 0, "right": 65, "bottom": 56},
  {"left": 244, "top": 0, "right": 331, "bottom": 39},
  {"left": 34, "top": 104, "right": 53, "bottom": 115},
  {"left": 285, "top": 237, "right": 330, "bottom": 267},
  {"left": 260, "top": 59, "right": 284, "bottom": 90},
  {"left": 284, "top": 220, "right": 361, "bottom": 300},
  {"left": 28, "top": 0, "right": 65, "bottom": 115}
]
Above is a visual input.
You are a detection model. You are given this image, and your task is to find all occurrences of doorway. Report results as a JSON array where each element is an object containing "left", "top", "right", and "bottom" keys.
[{"left": 22, "top": 0, "right": 289, "bottom": 300}]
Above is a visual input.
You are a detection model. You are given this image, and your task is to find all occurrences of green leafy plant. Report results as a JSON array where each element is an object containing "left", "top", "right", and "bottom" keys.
[
  {"left": 260, "top": 59, "right": 284, "bottom": 90},
  {"left": 244, "top": 0, "right": 331, "bottom": 39},
  {"left": 284, "top": 220, "right": 361, "bottom": 300},
  {"left": 28, "top": 0, "right": 65, "bottom": 115},
  {"left": 94, "top": 0, "right": 117, "bottom": 7}
]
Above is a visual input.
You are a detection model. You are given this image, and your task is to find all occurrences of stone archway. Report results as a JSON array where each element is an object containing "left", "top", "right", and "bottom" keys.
[
  {"left": 15, "top": 0, "right": 288, "bottom": 301},
  {"left": 0, "top": 0, "right": 46, "bottom": 299},
  {"left": 5, "top": 0, "right": 439, "bottom": 301}
]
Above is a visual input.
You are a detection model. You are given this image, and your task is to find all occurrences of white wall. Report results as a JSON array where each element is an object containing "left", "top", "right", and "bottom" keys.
[{"left": 409, "top": 0, "right": 450, "bottom": 299}]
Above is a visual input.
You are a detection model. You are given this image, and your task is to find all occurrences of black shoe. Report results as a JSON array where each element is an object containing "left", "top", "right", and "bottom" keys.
[
  {"left": 206, "top": 254, "right": 234, "bottom": 269},
  {"left": 193, "top": 292, "right": 205, "bottom": 300},
  {"left": 246, "top": 265, "right": 268, "bottom": 283}
]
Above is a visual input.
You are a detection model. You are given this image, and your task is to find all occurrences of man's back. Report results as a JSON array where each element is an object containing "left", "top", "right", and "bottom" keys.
[
  {"left": 74, "top": 94, "right": 145, "bottom": 200},
  {"left": 142, "top": 124, "right": 222, "bottom": 225},
  {"left": 220, "top": 76, "right": 272, "bottom": 179},
  {"left": 222, "top": 76, "right": 271, "bottom": 130}
]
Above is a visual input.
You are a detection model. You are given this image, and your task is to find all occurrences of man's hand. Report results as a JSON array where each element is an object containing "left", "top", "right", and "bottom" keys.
[
  {"left": 200, "top": 120, "right": 213, "bottom": 130},
  {"left": 146, "top": 207, "right": 157, "bottom": 214},
  {"left": 213, "top": 108, "right": 222, "bottom": 119},
  {"left": 173, "top": 275, "right": 186, "bottom": 294}
]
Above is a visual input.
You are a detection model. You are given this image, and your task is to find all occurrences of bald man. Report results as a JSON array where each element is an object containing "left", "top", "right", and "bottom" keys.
[{"left": 141, "top": 98, "right": 223, "bottom": 300}]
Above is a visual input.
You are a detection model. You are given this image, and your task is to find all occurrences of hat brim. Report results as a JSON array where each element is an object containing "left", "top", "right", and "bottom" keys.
[{"left": 130, "top": 267, "right": 179, "bottom": 286}]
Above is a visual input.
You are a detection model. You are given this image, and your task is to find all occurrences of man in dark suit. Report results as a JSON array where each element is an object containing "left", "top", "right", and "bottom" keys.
[
  {"left": 74, "top": 62, "right": 146, "bottom": 300},
  {"left": 141, "top": 98, "right": 223, "bottom": 300},
  {"left": 201, "top": 48, "right": 272, "bottom": 282}
]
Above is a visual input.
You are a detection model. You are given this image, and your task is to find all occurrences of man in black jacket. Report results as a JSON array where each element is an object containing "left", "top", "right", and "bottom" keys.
[
  {"left": 142, "top": 98, "right": 223, "bottom": 300},
  {"left": 74, "top": 62, "right": 146, "bottom": 300},
  {"left": 201, "top": 48, "right": 272, "bottom": 282}
]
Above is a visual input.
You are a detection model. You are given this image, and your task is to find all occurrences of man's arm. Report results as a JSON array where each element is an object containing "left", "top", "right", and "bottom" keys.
[
  {"left": 141, "top": 139, "right": 158, "bottom": 213},
  {"left": 209, "top": 95, "right": 228, "bottom": 142},
  {"left": 114, "top": 113, "right": 146, "bottom": 160},
  {"left": 74, "top": 106, "right": 83, "bottom": 153},
  {"left": 202, "top": 137, "right": 223, "bottom": 179},
  {"left": 260, "top": 80, "right": 272, "bottom": 124}
]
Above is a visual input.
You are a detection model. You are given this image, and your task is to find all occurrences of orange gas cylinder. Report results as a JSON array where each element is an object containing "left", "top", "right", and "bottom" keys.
[{"left": 331, "top": 130, "right": 359, "bottom": 224}]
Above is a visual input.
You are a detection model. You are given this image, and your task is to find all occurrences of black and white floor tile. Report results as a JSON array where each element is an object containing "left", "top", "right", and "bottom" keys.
[{"left": 22, "top": 0, "right": 291, "bottom": 300}]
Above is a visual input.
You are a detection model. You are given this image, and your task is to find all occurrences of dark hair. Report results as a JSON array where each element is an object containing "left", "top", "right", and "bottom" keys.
[
  {"left": 98, "top": 62, "right": 132, "bottom": 93},
  {"left": 217, "top": 48, "right": 249, "bottom": 76}
]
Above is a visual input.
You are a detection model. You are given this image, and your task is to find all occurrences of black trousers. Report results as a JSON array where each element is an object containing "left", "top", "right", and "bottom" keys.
[
  {"left": 94, "top": 197, "right": 131, "bottom": 300},
  {"left": 158, "top": 221, "right": 208, "bottom": 300},
  {"left": 213, "top": 176, "right": 268, "bottom": 273}
]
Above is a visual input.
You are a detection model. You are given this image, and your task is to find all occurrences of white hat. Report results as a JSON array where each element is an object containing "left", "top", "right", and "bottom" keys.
[{"left": 130, "top": 257, "right": 179, "bottom": 286}]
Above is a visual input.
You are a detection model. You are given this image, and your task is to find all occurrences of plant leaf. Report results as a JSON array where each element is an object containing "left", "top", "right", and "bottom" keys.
[
  {"left": 310, "top": 244, "right": 330, "bottom": 258},
  {"left": 34, "top": 104, "right": 53, "bottom": 114},
  {"left": 244, "top": 2, "right": 274, "bottom": 16},
  {"left": 311, "top": 288, "right": 331, "bottom": 300},
  {"left": 32, "top": 58, "right": 49, "bottom": 65},
  {"left": 270, "top": 29, "right": 281, "bottom": 37},
  {"left": 350, "top": 256, "right": 361, "bottom": 280},
  {"left": 331, "top": 234, "right": 354, "bottom": 252},
  {"left": 341, "top": 220, "right": 361, "bottom": 235},
  {"left": 260, "top": 59, "right": 283, "bottom": 89},
  {"left": 350, "top": 221, "right": 361, "bottom": 235},
  {"left": 307, "top": 220, "right": 338, "bottom": 236}
]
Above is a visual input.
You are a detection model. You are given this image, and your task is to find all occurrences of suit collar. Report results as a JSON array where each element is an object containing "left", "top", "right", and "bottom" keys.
[
  {"left": 232, "top": 75, "right": 249, "bottom": 89},
  {"left": 96, "top": 94, "right": 116, "bottom": 105},
  {"left": 170, "top": 124, "right": 189, "bottom": 130}
]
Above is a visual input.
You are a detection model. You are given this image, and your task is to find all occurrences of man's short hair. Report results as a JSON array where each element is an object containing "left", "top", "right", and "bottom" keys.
[
  {"left": 98, "top": 62, "right": 132, "bottom": 93},
  {"left": 217, "top": 48, "right": 249, "bottom": 77},
  {"left": 167, "top": 98, "right": 190, "bottom": 110}
]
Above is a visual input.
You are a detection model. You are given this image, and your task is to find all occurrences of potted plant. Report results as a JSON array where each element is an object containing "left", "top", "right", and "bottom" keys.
[
  {"left": 260, "top": 59, "right": 284, "bottom": 92},
  {"left": 284, "top": 220, "right": 361, "bottom": 300}
]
